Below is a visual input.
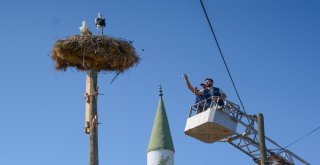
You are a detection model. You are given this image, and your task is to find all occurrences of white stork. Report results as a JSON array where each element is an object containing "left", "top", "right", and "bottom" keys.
[
  {"left": 95, "top": 13, "right": 106, "bottom": 29},
  {"left": 79, "top": 21, "right": 92, "bottom": 36}
]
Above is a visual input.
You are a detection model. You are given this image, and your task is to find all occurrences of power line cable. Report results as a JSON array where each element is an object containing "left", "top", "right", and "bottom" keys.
[
  {"left": 285, "top": 125, "right": 320, "bottom": 149},
  {"left": 199, "top": 1, "right": 315, "bottom": 162},
  {"left": 199, "top": 0, "right": 247, "bottom": 113}
]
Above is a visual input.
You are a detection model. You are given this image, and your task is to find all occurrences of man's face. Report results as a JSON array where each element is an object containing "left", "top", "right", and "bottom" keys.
[{"left": 205, "top": 80, "right": 213, "bottom": 87}]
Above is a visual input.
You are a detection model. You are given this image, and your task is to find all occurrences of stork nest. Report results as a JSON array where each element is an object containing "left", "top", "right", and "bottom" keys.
[{"left": 51, "top": 35, "right": 140, "bottom": 72}]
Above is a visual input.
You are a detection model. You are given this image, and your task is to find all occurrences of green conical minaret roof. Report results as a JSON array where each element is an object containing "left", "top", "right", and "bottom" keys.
[{"left": 147, "top": 87, "right": 175, "bottom": 153}]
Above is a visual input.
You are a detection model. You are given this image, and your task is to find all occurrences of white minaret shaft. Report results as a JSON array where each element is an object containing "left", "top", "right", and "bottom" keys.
[
  {"left": 147, "top": 149, "right": 174, "bottom": 165},
  {"left": 147, "top": 87, "right": 175, "bottom": 165}
]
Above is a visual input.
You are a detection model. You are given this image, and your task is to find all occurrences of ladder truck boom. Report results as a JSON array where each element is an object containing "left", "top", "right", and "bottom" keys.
[{"left": 185, "top": 98, "right": 310, "bottom": 165}]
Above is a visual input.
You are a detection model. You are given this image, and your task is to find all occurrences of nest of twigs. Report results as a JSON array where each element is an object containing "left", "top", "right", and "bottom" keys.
[{"left": 51, "top": 35, "right": 139, "bottom": 72}]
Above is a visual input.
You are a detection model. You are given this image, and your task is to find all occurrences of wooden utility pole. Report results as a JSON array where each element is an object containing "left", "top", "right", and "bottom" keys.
[
  {"left": 257, "top": 113, "right": 268, "bottom": 165},
  {"left": 86, "top": 69, "right": 99, "bottom": 165}
]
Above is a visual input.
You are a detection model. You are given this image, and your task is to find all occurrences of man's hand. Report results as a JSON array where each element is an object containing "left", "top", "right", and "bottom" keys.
[
  {"left": 183, "top": 73, "right": 188, "bottom": 80},
  {"left": 212, "top": 96, "right": 220, "bottom": 102}
]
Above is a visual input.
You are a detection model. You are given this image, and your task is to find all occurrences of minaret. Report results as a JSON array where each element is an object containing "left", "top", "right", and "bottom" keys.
[{"left": 147, "top": 86, "right": 175, "bottom": 165}]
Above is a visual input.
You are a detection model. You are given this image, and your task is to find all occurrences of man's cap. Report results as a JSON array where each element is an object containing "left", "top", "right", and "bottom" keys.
[{"left": 205, "top": 78, "right": 213, "bottom": 82}]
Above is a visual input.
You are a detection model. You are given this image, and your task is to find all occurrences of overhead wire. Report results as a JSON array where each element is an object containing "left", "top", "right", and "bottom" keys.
[
  {"left": 199, "top": 0, "right": 319, "bottom": 150},
  {"left": 285, "top": 125, "right": 320, "bottom": 149},
  {"left": 199, "top": 0, "right": 247, "bottom": 113}
]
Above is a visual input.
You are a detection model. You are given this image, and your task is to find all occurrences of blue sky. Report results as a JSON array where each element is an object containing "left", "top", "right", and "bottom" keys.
[{"left": 1, "top": 0, "right": 319, "bottom": 164}]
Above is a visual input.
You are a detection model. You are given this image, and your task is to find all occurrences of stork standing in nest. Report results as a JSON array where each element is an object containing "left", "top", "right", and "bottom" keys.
[
  {"left": 79, "top": 21, "right": 92, "bottom": 36},
  {"left": 95, "top": 13, "right": 106, "bottom": 34}
]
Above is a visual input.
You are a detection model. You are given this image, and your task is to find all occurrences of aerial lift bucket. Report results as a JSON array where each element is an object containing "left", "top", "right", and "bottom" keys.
[{"left": 185, "top": 106, "right": 237, "bottom": 143}]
